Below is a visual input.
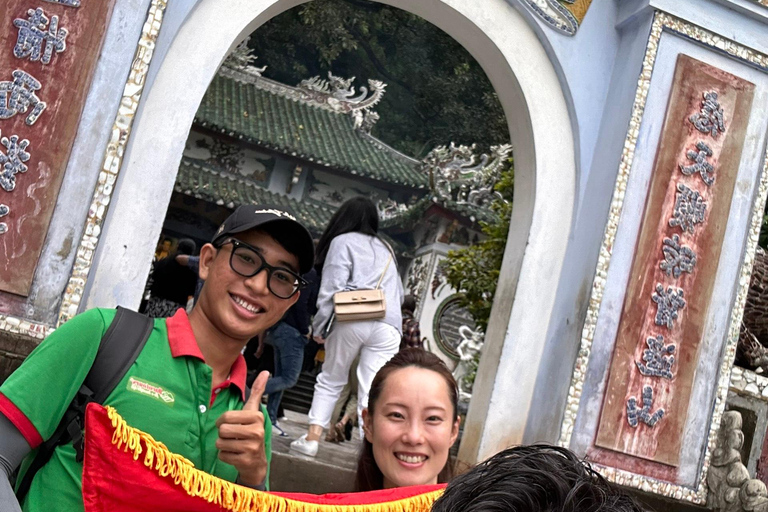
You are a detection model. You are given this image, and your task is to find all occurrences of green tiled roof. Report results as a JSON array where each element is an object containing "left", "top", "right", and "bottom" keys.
[
  {"left": 174, "top": 157, "right": 335, "bottom": 233},
  {"left": 195, "top": 73, "right": 428, "bottom": 188}
]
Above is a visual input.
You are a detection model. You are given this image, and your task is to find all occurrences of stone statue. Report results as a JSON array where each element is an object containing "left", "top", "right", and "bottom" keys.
[
  {"left": 708, "top": 410, "right": 768, "bottom": 512},
  {"left": 453, "top": 325, "right": 484, "bottom": 402}
]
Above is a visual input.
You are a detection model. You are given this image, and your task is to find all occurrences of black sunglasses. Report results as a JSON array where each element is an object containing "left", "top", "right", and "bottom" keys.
[{"left": 217, "top": 238, "right": 306, "bottom": 299}]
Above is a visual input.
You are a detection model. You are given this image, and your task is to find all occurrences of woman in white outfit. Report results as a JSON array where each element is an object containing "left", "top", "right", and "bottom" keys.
[{"left": 291, "top": 197, "right": 403, "bottom": 457}]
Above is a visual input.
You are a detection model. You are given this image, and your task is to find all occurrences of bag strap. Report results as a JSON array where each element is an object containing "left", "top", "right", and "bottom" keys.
[
  {"left": 85, "top": 307, "right": 154, "bottom": 404},
  {"left": 374, "top": 252, "right": 393, "bottom": 290},
  {"left": 15, "top": 307, "right": 153, "bottom": 501}
]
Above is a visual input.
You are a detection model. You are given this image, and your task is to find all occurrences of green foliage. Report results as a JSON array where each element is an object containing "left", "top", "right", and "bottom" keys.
[
  {"left": 247, "top": 0, "right": 509, "bottom": 157},
  {"left": 441, "top": 163, "right": 514, "bottom": 332}
]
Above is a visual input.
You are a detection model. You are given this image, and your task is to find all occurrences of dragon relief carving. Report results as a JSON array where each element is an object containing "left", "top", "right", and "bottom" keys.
[
  {"left": 219, "top": 47, "right": 386, "bottom": 116},
  {"left": 376, "top": 197, "right": 407, "bottom": 221},
  {"left": 297, "top": 72, "right": 386, "bottom": 113},
  {"left": 420, "top": 143, "right": 512, "bottom": 208},
  {"left": 221, "top": 38, "right": 266, "bottom": 76}
]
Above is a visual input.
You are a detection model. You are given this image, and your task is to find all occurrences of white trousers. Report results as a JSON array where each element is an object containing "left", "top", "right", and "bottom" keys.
[{"left": 308, "top": 320, "right": 400, "bottom": 429}]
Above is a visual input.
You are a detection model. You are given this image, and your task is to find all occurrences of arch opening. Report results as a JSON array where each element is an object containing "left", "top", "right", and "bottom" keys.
[{"left": 84, "top": 0, "right": 577, "bottom": 468}]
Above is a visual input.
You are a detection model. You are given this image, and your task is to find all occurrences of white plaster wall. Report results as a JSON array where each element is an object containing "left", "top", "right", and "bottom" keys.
[
  {"left": 82, "top": 0, "right": 577, "bottom": 466},
  {"left": 509, "top": 0, "right": 621, "bottom": 196},
  {"left": 522, "top": 7, "right": 656, "bottom": 444}
]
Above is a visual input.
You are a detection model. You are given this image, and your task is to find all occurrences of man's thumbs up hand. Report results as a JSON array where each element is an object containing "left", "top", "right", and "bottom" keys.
[
  {"left": 243, "top": 371, "right": 269, "bottom": 411},
  {"left": 216, "top": 371, "right": 270, "bottom": 488}
]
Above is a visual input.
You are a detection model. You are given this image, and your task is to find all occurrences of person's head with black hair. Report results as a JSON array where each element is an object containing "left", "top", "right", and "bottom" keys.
[
  {"left": 196, "top": 205, "right": 315, "bottom": 343},
  {"left": 356, "top": 348, "right": 460, "bottom": 492},
  {"left": 431, "top": 444, "right": 646, "bottom": 512},
  {"left": 315, "top": 196, "right": 379, "bottom": 271},
  {"left": 175, "top": 238, "right": 196, "bottom": 256},
  {"left": 402, "top": 295, "right": 417, "bottom": 315}
]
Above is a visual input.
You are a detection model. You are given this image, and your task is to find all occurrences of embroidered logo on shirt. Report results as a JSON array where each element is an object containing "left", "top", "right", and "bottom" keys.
[{"left": 126, "top": 376, "right": 175, "bottom": 406}]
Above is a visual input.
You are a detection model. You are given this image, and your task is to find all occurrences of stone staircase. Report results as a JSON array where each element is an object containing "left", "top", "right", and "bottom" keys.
[
  {"left": 270, "top": 408, "right": 358, "bottom": 493},
  {"left": 269, "top": 367, "right": 362, "bottom": 493},
  {"left": 281, "top": 370, "right": 317, "bottom": 414}
]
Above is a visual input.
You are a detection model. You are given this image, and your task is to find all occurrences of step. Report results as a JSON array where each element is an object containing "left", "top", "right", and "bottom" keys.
[{"left": 269, "top": 410, "right": 359, "bottom": 493}]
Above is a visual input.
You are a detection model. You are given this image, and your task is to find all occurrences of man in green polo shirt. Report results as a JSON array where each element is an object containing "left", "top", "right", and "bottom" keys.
[{"left": 0, "top": 204, "right": 315, "bottom": 512}]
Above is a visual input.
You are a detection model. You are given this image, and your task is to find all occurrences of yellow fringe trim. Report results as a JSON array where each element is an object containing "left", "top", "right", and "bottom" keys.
[{"left": 105, "top": 406, "right": 443, "bottom": 512}]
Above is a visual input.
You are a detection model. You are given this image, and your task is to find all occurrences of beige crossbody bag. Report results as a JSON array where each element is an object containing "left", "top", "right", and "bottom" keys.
[{"left": 333, "top": 252, "right": 392, "bottom": 322}]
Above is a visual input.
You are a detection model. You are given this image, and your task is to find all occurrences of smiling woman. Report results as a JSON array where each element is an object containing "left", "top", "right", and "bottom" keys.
[{"left": 357, "top": 348, "right": 460, "bottom": 491}]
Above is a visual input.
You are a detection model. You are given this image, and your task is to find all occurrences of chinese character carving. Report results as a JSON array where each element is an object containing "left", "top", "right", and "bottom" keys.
[
  {"left": 14, "top": 8, "right": 68, "bottom": 65},
  {"left": 627, "top": 386, "right": 665, "bottom": 427},
  {"left": 0, "top": 134, "right": 31, "bottom": 192},
  {"left": 0, "top": 70, "right": 46, "bottom": 125},
  {"left": 680, "top": 141, "right": 715, "bottom": 186},
  {"left": 659, "top": 234, "right": 696, "bottom": 278},
  {"left": 669, "top": 183, "right": 706, "bottom": 234},
  {"left": 652, "top": 283, "right": 686, "bottom": 330},
  {"left": 636, "top": 334, "right": 676, "bottom": 379},
  {"left": 689, "top": 91, "right": 726, "bottom": 139},
  {"left": 42, "top": 0, "right": 81, "bottom": 6},
  {"left": 0, "top": 205, "right": 8, "bottom": 236}
]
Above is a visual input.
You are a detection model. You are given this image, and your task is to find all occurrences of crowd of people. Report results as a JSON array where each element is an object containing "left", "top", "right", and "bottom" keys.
[{"left": 0, "top": 198, "right": 647, "bottom": 511}]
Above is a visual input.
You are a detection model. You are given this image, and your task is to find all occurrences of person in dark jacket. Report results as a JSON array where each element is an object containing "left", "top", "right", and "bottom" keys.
[
  {"left": 262, "top": 268, "right": 320, "bottom": 429},
  {"left": 144, "top": 238, "right": 197, "bottom": 317},
  {"left": 400, "top": 295, "right": 422, "bottom": 350}
]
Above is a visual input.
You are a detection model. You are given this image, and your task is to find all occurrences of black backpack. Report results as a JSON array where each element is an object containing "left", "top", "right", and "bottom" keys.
[{"left": 15, "top": 307, "right": 153, "bottom": 500}]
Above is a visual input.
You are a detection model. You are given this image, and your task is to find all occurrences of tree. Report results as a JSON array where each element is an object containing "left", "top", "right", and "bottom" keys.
[
  {"left": 247, "top": 0, "right": 509, "bottom": 157},
  {"left": 441, "top": 164, "right": 514, "bottom": 332}
]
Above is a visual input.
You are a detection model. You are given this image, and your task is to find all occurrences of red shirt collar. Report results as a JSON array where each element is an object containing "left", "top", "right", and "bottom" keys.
[{"left": 166, "top": 309, "right": 247, "bottom": 401}]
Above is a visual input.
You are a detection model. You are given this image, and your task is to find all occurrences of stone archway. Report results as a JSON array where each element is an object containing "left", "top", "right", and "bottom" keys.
[{"left": 83, "top": 0, "right": 576, "bottom": 466}]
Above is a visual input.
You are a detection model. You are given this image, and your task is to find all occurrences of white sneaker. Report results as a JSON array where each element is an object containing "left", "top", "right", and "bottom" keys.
[{"left": 290, "top": 434, "right": 319, "bottom": 457}]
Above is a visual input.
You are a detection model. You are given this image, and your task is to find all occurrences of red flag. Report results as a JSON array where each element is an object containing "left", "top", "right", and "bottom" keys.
[{"left": 82, "top": 403, "right": 444, "bottom": 512}]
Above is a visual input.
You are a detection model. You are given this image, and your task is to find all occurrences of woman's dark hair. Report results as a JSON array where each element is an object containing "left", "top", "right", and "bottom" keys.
[
  {"left": 431, "top": 444, "right": 646, "bottom": 512},
  {"left": 315, "top": 196, "right": 379, "bottom": 271},
  {"left": 355, "top": 348, "right": 459, "bottom": 492}
]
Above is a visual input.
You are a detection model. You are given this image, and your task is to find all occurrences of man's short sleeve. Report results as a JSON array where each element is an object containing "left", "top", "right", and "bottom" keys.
[{"left": 0, "top": 309, "right": 110, "bottom": 448}]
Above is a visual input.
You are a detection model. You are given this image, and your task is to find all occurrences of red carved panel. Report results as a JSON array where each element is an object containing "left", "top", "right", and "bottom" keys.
[
  {"left": 0, "top": 0, "right": 116, "bottom": 296},
  {"left": 592, "top": 55, "right": 755, "bottom": 474}
]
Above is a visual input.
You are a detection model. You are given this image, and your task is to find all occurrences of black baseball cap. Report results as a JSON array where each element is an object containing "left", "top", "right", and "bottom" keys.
[{"left": 212, "top": 204, "right": 315, "bottom": 274}]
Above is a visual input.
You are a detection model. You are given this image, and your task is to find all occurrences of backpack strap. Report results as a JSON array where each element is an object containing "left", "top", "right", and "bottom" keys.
[
  {"left": 85, "top": 307, "right": 154, "bottom": 404},
  {"left": 15, "top": 307, "right": 153, "bottom": 501}
]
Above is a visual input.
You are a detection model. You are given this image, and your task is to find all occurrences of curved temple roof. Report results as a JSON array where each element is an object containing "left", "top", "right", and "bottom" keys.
[
  {"left": 194, "top": 71, "right": 428, "bottom": 189},
  {"left": 174, "top": 156, "right": 335, "bottom": 232}
]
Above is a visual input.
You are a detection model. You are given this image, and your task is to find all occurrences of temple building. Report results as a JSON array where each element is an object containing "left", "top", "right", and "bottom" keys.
[{"left": 156, "top": 46, "right": 510, "bottom": 369}]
